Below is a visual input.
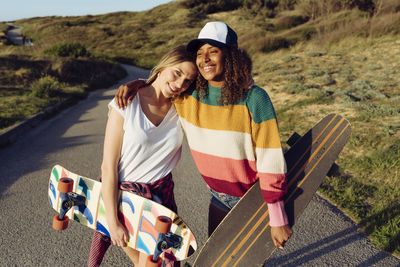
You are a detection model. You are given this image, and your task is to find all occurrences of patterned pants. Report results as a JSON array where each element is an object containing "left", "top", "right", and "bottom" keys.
[{"left": 87, "top": 174, "right": 179, "bottom": 267}]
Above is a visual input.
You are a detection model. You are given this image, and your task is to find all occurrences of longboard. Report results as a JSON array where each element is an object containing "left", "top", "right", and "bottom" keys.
[
  {"left": 48, "top": 165, "right": 197, "bottom": 264},
  {"left": 193, "top": 113, "right": 351, "bottom": 266}
]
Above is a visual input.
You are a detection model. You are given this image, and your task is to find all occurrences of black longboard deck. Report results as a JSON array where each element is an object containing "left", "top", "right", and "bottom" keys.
[{"left": 193, "top": 113, "right": 351, "bottom": 267}]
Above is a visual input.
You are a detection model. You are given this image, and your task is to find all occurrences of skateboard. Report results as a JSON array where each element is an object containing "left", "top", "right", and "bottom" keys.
[
  {"left": 48, "top": 165, "right": 197, "bottom": 266},
  {"left": 193, "top": 113, "right": 351, "bottom": 266}
]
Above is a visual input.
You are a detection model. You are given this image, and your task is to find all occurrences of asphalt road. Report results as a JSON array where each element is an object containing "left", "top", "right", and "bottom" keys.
[
  {"left": 0, "top": 64, "right": 398, "bottom": 266},
  {"left": 6, "top": 24, "right": 23, "bottom": 45}
]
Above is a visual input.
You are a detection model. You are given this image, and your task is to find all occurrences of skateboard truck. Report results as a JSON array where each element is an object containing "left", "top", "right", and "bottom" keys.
[
  {"left": 58, "top": 192, "right": 86, "bottom": 220},
  {"left": 152, "top": 231, "right": 182, "bottom": 260},
  {"left": 53, "top": 178, "right": 86, "bottom": 230},
  {"left": 147, "top": 216, "right": 182, "bottom": 266}
]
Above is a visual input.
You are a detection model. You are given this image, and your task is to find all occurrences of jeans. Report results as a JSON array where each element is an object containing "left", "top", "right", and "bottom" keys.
[{"left": 209, "top": 188, "right": 241, "bottom": 210}]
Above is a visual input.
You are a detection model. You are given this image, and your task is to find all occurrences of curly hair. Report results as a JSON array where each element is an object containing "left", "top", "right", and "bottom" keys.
[{"left": 195, "top": 46, "right": 253, "bottom": 105}]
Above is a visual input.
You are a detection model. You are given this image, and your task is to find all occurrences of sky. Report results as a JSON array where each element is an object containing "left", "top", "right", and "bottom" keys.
[{"left": 0, "top": 0, "right": 174, "bottom": 22}]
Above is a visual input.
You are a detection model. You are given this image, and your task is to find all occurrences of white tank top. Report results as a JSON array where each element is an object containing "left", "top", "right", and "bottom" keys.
[{"left": 108, "top": 96, "right": 183, "bottom": 184}]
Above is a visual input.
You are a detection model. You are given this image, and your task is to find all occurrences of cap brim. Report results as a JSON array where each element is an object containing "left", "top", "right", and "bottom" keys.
[{"left": 186, "top": 38, "right": 226, "bottom": 52}]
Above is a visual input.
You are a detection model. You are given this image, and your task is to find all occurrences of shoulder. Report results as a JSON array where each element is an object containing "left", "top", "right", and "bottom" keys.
[
  {"left": 108, "top": 96, "right": 138, "bottom": 118},
  {"left": 108, "top": 98, "right": 124, "bottom": 115},
  {"left": 174, "top": 87, "right": 199, "bottom": 106},
  {"left": 246, "top": 85, "right": 272, "bottom": 104},
  {"left": 246, "top": 85, "right": 277, "bottom": 123}
]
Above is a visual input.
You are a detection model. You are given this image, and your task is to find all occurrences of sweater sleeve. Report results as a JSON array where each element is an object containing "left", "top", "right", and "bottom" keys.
[
  {"left": 247, "top": 86, "right": 288, "bottom": 226},
  {"left": 247, "top": 86, "right": 288, "bottom": 211},
  {"left": 268, "top": 201, "right": 289, "bottom": 226}
]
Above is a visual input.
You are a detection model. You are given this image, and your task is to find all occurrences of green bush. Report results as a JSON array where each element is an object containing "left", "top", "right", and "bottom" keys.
[
  {"left": 180, "top": 0, "right": 293, "bottom": 15},
  {"left": 31, "top": 76, "right": 61, "bottom": 98},
  {"left": 275, "top": 14, "right": 309, "bottom": 30},
  {"left": 284, "top": 82, "right": 310, "bottom": 93},
  {"left": 343, "top": 80, "right": 386, "bottom": 102},
  {"left": 295, "top": 0, "right": 375, "bottom": 19},
  {"left": 261, "top": 35, "right": 290, "bottom": 52},
  {"left": 306, "top": 69, "right": 326, "bottom": 77},
  {"left": 54, "top": 58, "right": 127, "bottom": 87},
  {"left": 314, "top": 74, "right": 336, "bottom": 85},
  {"left": 286, "top": 74, "right": 305, "bottom": 82},
  {"left": 44, "top": 43, "right": 90, "bottom": 58},
  {"left": 181, "top": 0, "right": 242, "bottom": 14}
]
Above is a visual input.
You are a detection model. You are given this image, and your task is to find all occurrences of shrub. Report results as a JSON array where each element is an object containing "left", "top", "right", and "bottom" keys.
[
  {"left": 314, "top": 74, "right": 336, "bottom": 85},
  {"left": 342, "top": 79, "right": 387, "bottom": 101},
  {"left": 286, "top": 74, "right": 305, "bottom": 82},
  {"left": 180, "top": 0, "right": 293, "bottom": 15},
  {"left": 295, "top": 0, "right": 375, "bottom": 20},
  {"left": 31, "top": 76, "right": 61, "bottom": 98},
  {"left": 181, "top": 0, "right": 242, "bottom": 14},
  {"left": 60, "top": 18, "right": 98, "bottom": 27},
  {"left": 241, "top": 31, "right": 290, "bottom": 53},
  {"left": 306, "top": 69, "right": 326, "bottom": 77},
  {"left": 275, "top": 14, "right": 309, "bottom": 30},
  {"left": 54, "top": 58, "right": 127, "bottom": 89},
  {"left": 284, "top": 82, "right": 310, "bottom": 93},
  {"left": 282, "top": 55, "right": 298, "bottom": 62},
  {"left": 44, "top": 43, "right": 90, "bottom": 58},
  {"left": 244, "top": 0, "right": 280, "bottom": 10},
  {"left": 306, "top": 51, "right": 326, "bottom": 57},
  {"left": 261, "top": 35, "right": 290, "bottom": 52}
]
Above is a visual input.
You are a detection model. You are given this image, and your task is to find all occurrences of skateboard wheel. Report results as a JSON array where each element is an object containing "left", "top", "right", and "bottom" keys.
[
  {"left": 155, "top": 216, "right": 172, "bottom": 234},
  {"left": 145, "top": 255, "right": 162, "bottom": 267},
  {"left": 52, "top": 214, "right": 69, "bottom": 230},
  {"left": 58, "top": 178, "right": 73, "bottom": 193}
]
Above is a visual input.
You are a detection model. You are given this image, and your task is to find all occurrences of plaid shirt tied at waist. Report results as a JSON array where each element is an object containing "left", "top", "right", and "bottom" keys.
[{"left": 119, "top": 173, "right": 177, "bottom": 213}]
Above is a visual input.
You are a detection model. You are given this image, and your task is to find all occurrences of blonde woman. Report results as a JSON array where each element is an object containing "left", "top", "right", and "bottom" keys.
[{"left": 88, "top": 45, "right": 197, "bottom": 267}]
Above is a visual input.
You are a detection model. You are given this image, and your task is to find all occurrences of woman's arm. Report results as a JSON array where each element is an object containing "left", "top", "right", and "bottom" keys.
[
  {"left": 101, "top": 107, "right": 128, "bottom": 247},
  {"left": 247, "top": 86, "right": 293, "bottom": 247}
]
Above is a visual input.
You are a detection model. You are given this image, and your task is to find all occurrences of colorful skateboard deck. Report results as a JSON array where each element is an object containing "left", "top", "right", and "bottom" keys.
[
  {"left": 193, "top": 113, "right": 351, "bottom": 266},
  {"left": 48, "top": 165, "right": 197, "bottom": 262}
]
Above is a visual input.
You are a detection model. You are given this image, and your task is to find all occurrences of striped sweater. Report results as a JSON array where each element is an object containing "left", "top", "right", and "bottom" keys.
[{"left": 174, "top": 84, "right": 287, "bottom": 205}]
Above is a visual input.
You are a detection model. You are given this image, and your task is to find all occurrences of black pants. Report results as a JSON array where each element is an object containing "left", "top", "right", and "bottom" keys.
[{"left": 208, "top": 195, "right": 231, "bottom": 237}]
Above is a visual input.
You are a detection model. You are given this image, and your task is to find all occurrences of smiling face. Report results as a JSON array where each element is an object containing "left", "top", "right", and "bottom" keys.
[
  {"left": 196, "top": 43, "right": 225, "bottom": 87},
  {"left": 157, "top": 61, "right": 197, "bottom": 98}
]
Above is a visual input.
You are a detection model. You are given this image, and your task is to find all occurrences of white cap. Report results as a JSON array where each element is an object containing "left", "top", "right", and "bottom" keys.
[{"left": 186, "top": 21, "right": 238, "bottom": 52}]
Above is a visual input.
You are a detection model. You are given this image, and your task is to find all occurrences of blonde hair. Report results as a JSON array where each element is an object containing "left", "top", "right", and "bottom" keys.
[{"left": 146, "top": 45, "right": 196, "bottom": 86}]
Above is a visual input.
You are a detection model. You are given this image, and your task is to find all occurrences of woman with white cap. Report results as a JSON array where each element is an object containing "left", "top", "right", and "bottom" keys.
[{"left": 115, "top": 21, "right": 293, "bottom": 248}]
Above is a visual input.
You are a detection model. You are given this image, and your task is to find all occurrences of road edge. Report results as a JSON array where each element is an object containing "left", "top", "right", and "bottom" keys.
[{"left": 0, "top": 96, "right": 83, "bottom": 148}]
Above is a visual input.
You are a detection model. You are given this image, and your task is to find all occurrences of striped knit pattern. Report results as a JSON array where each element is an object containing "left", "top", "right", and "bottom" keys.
[{"left": 174, "top": 85, "right": 287, "bottom": 203}]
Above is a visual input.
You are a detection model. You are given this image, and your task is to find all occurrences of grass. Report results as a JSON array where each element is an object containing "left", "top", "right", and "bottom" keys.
[
  {"left": 0, "top": 0, "right": 399, "bottom": 257},
  {"left": 0, "top": 54, "right": 126, "bottom": 130},
  {"left": 251, "top": 34, "right": 399, "bottom": 256},
  {"left": 0, "top": 23, "right": 10, "bottom": 45},
  {"left": 0, "top": 69, "right": 88, "bottom": 130}
]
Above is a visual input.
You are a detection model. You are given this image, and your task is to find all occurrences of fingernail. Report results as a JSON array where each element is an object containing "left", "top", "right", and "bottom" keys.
[{"left": 279, "top": 246, "right": 284, "bottom": 250}]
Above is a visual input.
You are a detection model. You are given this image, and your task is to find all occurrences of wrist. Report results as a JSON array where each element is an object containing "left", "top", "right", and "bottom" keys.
[
  {"left": 106, "top": 214, "right": 120, "bottom": 227},
  {"left": 268, "top": 200, "right": 288, "bottom": 227}
]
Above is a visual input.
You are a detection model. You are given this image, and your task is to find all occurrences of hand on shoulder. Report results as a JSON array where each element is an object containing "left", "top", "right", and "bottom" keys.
[{"left": 115, "top": 79, "right": 147, "bottom": 109}]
